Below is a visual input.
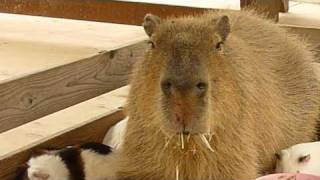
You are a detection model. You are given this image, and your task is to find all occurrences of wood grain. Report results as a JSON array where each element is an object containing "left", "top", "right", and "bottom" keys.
[
  {"left": 0, "top": 0, "right": 209, "bottom": 25},
  {"left": 0, "top": 42, "right": 147, "bottom": 133}
]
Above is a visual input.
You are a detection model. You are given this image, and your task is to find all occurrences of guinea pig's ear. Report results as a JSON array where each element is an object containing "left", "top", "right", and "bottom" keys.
[
  {"left": 143, "top": 14, "right": 161, "bottom": 37},
  {"left": 31, "top": 149, "right": 49, "bottom": 157},
  {"left": 275, "top": 152, "right": 282, "bottom": 160},
  {"left": 215, "top": 15, "right": 230, "bottom": 42},
  {"left": 298, "top": 154, "right": 311, "bottom": 163}
]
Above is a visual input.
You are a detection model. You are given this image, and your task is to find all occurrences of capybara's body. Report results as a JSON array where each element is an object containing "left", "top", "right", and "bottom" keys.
[{"left": 116, "top": 10, "right": 320, "bottom": 180}]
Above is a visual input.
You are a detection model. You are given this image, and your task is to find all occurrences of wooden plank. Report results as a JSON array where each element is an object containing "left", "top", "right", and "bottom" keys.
[
  {"left": 279, "top": 2, "right": 320, "bottom": 28},
  {"left": 0, "top": 0, "right": 209, "bottom": 25},
  {"left": 280, "top": 0, "right": 289, "bottom": 12},
  {"left": 0, "top": 12, "right": 147, "bottom": 82},
  {"left": 0, "top": 42, "right": 146, "bottom": 133},
  {"left": 0, "top": 86, "right": 128, "bottom": 180},
  {"left": 0, "top": 13, "right": 147, "bottom": 133}
]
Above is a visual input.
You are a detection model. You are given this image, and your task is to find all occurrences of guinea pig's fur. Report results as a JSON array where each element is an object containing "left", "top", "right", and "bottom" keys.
[
  {"left": 115, "top": 10, "right": 320, "bottom": 180},
  {"left": 15, "top": 143, "right": 116, "bottom": 180},
  {"left": 103, "top": 117, "right": 128, "bottom": 149},
  {"left": 275, "top": 142, "right": 320, "bottom": 176}
]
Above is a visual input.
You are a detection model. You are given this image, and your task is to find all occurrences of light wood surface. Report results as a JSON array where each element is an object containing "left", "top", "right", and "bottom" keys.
[
  {"left": 0, "top": 86, "right": 128, "bottom": 180},
  {"left": 280, "top": 2, "right": 320, "bottom": 28},
  {"left": 0, "top": 12, "right": 146, "bottom": 83},
  {"left": 0, "top": 13, "right": 147, "bottom": 132}
]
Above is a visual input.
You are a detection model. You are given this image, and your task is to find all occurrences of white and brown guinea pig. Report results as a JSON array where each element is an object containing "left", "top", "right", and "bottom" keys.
[
  {"left": 15, "top": 142, "right": 116, "bottom": 180},
  {"left": 275, "top": 142, "right": 320, "bottom": 176}
]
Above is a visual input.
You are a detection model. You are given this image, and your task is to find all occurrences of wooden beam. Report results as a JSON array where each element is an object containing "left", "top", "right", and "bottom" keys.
[
  {"left": 0, "top": 86, "right": 128, "bottom": 180},
  {"left": 0, "top": 0, "right": 208, "bottom": 25},
  {"left": 0, "top": 41, "right": 146, "bottom": 133},
  {"left": 280, "top": 0, "right": 289, "bottom": 12}
]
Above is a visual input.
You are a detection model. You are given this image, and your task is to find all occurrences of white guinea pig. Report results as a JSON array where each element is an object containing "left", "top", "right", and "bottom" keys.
[{"left": 275, "top": 141, "right": 320, "bottom": 176}]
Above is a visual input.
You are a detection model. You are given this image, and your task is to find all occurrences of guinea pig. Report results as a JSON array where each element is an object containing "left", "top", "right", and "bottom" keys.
[
  {"left": 102, "top": 117, "right": 128, "bottom": 150},
  {"left": 15, "top": 142, "right": 116, "bottom": 180},
  {"left": 275, "top": 141, "right": 320, "bottom": 176}
]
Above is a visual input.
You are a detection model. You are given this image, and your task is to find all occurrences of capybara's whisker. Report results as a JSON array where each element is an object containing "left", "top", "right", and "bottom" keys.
[
  {"left": 176, "top": 164, "right": 180, "bottom": 180},
  {"left": 180, "top": 133, "right": 185, "bottom": 150},
  {"left": 200, "top": 134, "right": 215, "bottom": 152}
]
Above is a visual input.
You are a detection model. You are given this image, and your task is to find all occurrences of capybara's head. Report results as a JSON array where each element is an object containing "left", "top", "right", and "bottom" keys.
[{"left": 137, "top": 13, "right": 241, "bottom": 137}]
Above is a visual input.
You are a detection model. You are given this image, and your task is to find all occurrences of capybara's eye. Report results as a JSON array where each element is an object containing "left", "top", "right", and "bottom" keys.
[
  {"left": 161, "top": 80, "right": 172, "bottom": 93},
  {"left": 196, "top": 82, "right": 207, "bottom": 91},
  {"left": 215, "top": 41, "right": 223, "bottom": 51},
  {"left": 148, "top": 41, "right": 155, "bottom": 48}
]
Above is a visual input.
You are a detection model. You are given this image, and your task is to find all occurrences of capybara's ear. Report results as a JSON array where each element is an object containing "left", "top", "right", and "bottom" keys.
[
  {"left": 143, "top": 14, "right": 161, "bottom": 37},
  {"left": 275, "top": 152, "right": 281, "bottom": 160},
  {"left": 215, "top": 15, "right": 230, "bottom": 42}
]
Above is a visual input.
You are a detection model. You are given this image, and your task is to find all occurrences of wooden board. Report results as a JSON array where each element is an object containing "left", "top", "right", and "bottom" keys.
[
  {"left": 0, "top": 41, "right": 146, "bottom": 133},
  {"left": 0, "top": 0, "right": 210, "bottom": 25},
  {"left": 0, "top": 13, "right": 147, "bottom": 133},
  {"left": 0, "top": 86, "right": 128, "bottom": 180},
  {"left": 279, "top": 2, "right": 320, "bottom": 28}
]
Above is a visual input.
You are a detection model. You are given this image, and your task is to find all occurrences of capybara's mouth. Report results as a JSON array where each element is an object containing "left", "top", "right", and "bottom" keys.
[{"left": 163, "top": 131, "right": 215, "bottom": 153}]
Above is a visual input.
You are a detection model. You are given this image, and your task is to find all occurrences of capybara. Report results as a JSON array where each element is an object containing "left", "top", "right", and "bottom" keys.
[{"left": 116, "top": 10, "right": 320, "bottom": 180}]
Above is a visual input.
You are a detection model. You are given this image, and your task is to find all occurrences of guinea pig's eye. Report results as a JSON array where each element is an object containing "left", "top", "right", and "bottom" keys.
[
  {"left": 215, "top": 41, "right": 223, "bottom": 51},
  {"left": 148, "top": 40, "right": 155, "bottom": 49},
  {"left": 298, "top": 154, "right": 311, "bottom": 163}
]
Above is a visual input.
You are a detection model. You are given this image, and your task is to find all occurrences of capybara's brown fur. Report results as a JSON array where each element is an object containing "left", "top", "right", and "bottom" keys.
[{"left": 116, "top": 10, "right": 320, "bottom": 180}]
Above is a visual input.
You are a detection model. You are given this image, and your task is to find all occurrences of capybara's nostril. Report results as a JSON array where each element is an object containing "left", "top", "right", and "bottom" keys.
[{"left": 175, "top": 113, "right": 181, "bottom": 122}]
